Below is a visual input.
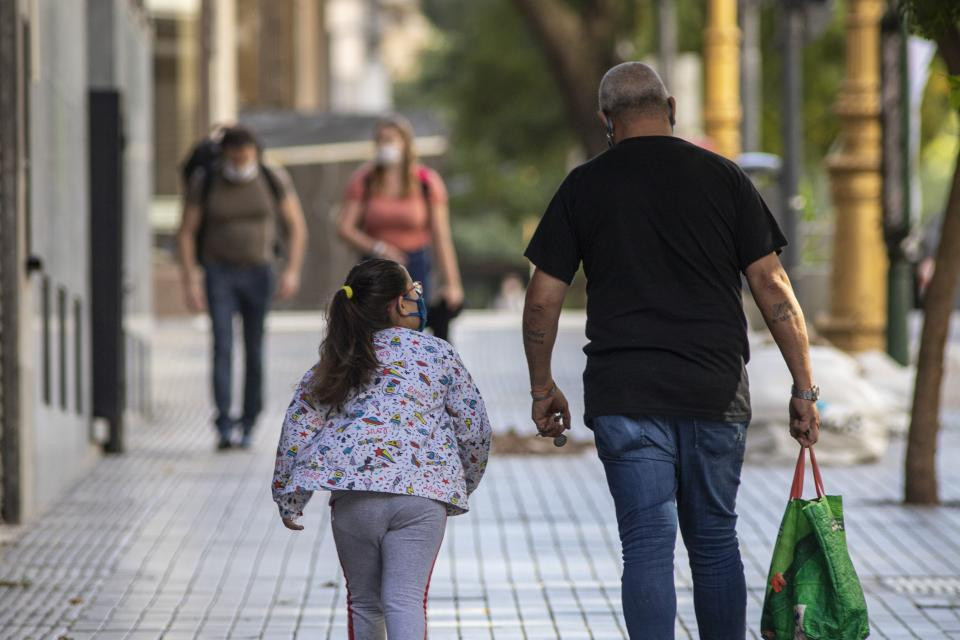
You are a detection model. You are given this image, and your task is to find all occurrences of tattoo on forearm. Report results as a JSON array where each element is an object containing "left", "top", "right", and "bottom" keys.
[
  {"left": 771, "top": 302, "right": 799, "bottom": 323},
  {"left": 523, "top": 323, "right": 547, "bottom": 345}
]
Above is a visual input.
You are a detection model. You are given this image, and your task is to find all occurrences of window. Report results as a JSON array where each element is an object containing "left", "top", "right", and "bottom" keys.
[
  {"left": 41, "top": 277, "right": 50, "bottom": 406},
  {"left": 58, "top": 286, "right": 67, "bottom": 410},
  {"left": 75, "top": 297, "right": 82, "bottom": 414}
]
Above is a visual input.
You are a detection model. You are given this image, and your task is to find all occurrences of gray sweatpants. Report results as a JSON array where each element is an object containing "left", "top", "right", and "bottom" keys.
[{"left": 330, "top": 491, "right": 447, "bottom": 639}]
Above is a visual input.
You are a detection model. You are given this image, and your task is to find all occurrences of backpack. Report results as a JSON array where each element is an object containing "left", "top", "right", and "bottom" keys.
[{"left": 181, "top": 136, "right": 286, "bottom": 262}]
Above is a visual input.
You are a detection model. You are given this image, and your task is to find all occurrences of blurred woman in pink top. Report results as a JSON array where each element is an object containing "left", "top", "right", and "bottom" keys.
[{"left": 338, "top": 115, "right": 464, "bottom": 340}]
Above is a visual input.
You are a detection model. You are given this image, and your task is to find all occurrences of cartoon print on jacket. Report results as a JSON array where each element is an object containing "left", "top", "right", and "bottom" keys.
[{"left": 272, "top": 327, "right": 492, "bottom": 519}]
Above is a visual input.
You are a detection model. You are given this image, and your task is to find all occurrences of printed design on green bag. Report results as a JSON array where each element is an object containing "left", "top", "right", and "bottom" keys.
[
  {"left": 793, "top": 604, "right": 807, "bottom": 640},
  {"left": 771, "top": 572, "right": 787, "bottom": 593}
]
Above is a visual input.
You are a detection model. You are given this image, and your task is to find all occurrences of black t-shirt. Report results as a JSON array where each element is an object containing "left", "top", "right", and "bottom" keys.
[{"left": 524, "top": 136, "right": 787, "bottom": 424}]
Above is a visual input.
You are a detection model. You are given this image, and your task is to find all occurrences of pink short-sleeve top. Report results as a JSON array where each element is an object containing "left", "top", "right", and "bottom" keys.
[{"left": 345, "top": 164, "right": 448, "bottom": 253}]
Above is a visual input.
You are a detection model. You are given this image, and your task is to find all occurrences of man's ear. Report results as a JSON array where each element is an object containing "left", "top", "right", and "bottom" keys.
[
  {"left": 596, "top": 110, "right": 609, "bottom": 128},
  {"left": 667, "top": 97, "right": 677, "bottom": 128}
]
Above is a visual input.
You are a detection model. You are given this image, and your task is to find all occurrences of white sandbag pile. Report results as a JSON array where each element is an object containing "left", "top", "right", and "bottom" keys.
[{"left": 746, "top": 338, "right": 913, "bottom": 466}]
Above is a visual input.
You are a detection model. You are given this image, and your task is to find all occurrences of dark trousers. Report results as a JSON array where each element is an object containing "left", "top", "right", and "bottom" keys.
[
  {"left": 591, "top": 414, "right": 748, "bottom": 639},
  {"left": 204, "top": 263, "right": 274, "bottom": 438}
]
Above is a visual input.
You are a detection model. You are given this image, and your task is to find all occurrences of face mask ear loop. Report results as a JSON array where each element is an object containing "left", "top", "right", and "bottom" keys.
[{"left": 400, "top": 294, "right": 428, "bottom": 332}]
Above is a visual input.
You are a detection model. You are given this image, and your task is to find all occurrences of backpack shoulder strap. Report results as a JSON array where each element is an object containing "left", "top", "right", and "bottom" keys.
[
  {"left": 362, "top": 169, "right": 375, "bottom": 201},
  {"left": 199, "top": 165, "right": 217, "bottom": 208},
  {"left": 260, "top": 163, "right": 285, "bottom": 204},
  {"left": 417, "top": 166, "right": 433, "bottom": 225},
  {"left": 357, "top": 169, "right": 375, "bottom": 228}
]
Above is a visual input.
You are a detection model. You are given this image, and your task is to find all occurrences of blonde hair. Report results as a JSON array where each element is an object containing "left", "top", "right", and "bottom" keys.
[{"left": 369, "top": 114, "right": 420, "bottom": 198}]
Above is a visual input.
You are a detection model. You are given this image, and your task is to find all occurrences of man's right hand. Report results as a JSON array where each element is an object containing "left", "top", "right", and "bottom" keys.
[
  {"left": 789, "top": 397, "right": 820, "bottom": 448},
  {"left": 532, "top": 386, "right": 571, "bottom": 438},
  {"left": 184, "top": 280, "right": 206, "bottom": 313}
]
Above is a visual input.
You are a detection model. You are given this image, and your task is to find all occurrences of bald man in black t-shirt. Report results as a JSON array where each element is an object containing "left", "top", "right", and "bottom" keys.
[{"left": 522, "top": 62, "right": 821, "bottom": 639}]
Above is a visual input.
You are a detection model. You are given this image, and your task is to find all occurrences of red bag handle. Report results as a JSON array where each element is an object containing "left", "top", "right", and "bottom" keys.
[{"left": 789, "top": 446, "right": 825, "bottom": 500}]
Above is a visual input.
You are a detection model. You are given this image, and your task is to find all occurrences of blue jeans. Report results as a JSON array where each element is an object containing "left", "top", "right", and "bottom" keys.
[
  {"left": 204, "top": 263, "right": 274, "bottom": 439},
  {"left": 591, "top": 415, "right": 748, "bottom": 640},
  {"left": 405, "top": 247, "right": 432, "bottom": 302}
]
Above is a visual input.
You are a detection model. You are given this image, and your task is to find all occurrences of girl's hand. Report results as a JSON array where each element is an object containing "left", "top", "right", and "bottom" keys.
[
  {"left": 282, "top": 517, "right": 304, "bottom": 531},
  {"left": 375, "top": 242, "right": 408, "bottom": 265},
  {"left": 276, "top": 269, "right": 301, "bottom": 300},
  {"left": 442, "top": 284, "right": 464, "bottom": 309}
]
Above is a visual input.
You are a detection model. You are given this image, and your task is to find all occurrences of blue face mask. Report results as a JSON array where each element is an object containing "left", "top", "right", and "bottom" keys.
[
  {"left": 402, "top": 295, "right": 428, "bottom": 331},
  {"left": 402, "top": 282, "right": 428, "bottom": 331}
]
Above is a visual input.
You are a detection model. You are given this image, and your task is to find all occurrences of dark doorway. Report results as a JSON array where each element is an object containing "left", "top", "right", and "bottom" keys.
[{"left": 89, "top": 90, "right": 127, "bottom": 454}]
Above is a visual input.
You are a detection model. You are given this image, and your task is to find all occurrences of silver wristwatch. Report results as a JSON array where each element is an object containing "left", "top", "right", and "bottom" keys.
[{"left": 791, "top": 384, "right": 820, "bottom": 402}]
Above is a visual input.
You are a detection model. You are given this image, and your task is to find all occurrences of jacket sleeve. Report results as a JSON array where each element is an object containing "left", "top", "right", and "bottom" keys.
[
  {"left": 272, "top": 369, "right": 321, "bottom": 519},
  {"left": 444, "top": 350, "right": 492, "bottom": 495}
]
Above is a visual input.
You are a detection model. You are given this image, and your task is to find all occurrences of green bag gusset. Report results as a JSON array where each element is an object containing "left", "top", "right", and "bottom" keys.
[{"left": 760, "top": 447, "right": 870, "bottom": 640}]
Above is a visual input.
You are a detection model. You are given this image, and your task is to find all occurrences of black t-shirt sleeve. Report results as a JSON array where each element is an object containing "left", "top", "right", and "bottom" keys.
[
  {"left": 735, "top": 171, "right": 788, "bottom": 271},
  {"left": 524, "top": 176, "right": 582, "bottom": 284}
]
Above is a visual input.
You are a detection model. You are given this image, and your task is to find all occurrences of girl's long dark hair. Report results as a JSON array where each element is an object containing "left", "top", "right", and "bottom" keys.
[{"left": 309, "top": 259, "right": 408, "bottom": 409}]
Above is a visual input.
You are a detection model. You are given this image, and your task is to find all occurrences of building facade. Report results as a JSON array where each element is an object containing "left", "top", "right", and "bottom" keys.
[{"left": 0, "top": 0, "right": 154, "bottom": 524}]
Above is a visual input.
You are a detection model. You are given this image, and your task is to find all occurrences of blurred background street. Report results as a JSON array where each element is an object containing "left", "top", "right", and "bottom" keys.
[{"left": 1, "top": 0, "right": 960, "bottom": 637}]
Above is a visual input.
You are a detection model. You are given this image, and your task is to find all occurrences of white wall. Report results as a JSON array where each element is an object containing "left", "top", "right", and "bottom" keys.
[{"left": 26, "top": 0, "right": 99, "bottom": 517}]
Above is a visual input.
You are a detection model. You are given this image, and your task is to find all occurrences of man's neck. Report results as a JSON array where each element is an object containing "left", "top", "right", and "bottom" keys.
[{"left": 615, "top": 119, "right": 673, "bottom": 142}]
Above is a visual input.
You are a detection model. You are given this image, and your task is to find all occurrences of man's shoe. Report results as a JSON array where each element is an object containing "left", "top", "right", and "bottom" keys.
[
  {"left": 217, "top": 437, "right": 232, "bottom": 451},
  {"left": 238, "top": 433, "right": 252, "bottom": 449}
]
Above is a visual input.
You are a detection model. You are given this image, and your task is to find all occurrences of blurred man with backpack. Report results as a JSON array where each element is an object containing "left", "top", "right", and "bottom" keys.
[{"left": 177, "top": 125, "right": 308, "bottom": 450}]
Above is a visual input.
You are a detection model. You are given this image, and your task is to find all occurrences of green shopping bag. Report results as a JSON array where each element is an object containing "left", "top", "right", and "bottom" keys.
[{"left": 760, "top": 447, "right": 870, "bottom": 640}]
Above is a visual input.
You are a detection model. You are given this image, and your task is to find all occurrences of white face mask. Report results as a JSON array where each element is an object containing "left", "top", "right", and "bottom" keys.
[
  {"left": 375, "top": 143, "right": 403, "bottom": 166},
  {"left": 222, "top": 161, "right": 259, "bottom": 183}
]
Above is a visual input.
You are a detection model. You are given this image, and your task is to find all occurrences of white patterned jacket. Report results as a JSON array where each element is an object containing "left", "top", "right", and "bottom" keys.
[{"left": 272, "top": 327, "right": 492, "bottom": 519}]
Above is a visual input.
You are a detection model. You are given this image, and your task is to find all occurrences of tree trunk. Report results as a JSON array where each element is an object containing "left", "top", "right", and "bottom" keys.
[
  {"left": 905, "top": 27, "right": 960, "bottom": 505},
  {"left": 509, "top": 0, "right": 622, "bottom": 157}
]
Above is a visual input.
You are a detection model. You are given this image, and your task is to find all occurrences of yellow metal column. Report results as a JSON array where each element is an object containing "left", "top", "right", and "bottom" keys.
[
  {"left": 819, "top": 0, "right": 887, "bottom": 351},
  {"left": 293, "top": 0, "right": 324, "bottom": 111},
  {"left": 704, "top": 0, "right": 742, "bottom": 159}
]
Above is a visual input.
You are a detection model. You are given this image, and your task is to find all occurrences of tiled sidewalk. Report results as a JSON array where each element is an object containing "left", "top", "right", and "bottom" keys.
[{"left": 1, "top": 314, "right": 959, "bottom": 639}]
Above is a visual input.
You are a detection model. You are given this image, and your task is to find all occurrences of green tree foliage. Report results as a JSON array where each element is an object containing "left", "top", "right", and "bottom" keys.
[
  {"left": 900, "top": 0, "right": 960, "bottom": 42},
  {"left": 401, "top": 0, "right": 851, "bottom": 230},
  {"left": 759, "top": 2, "right": 846, "bottom": 166},
  {"left": 901, "top": 0, "right": 960, "bottom": 109},
  {"left": 397, "top": 0, "right": 578, "bottom": 260}
]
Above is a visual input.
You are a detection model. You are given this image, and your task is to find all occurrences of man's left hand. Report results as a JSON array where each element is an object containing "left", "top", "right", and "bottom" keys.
[
  {"left": 277, "top": 269, "right": 301, "bottom": 300},
  {"left": 789, "top": 397, "right": 820, "bottom": 448},
  {"left": 532, "top": 386, "right": 571, "bottom": 438}
]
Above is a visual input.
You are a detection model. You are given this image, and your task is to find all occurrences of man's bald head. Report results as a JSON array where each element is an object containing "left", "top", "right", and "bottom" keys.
[{"left": 598, "top": 62, "right": 672, "bottom": 123}]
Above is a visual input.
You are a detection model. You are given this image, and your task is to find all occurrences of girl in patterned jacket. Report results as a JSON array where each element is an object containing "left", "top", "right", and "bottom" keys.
[{"left": 272, "top": 258, "right": 491, "bottom": 639}]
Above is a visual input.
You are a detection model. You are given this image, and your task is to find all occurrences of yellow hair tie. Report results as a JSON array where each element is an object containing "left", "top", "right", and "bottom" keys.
[{"left": 341, "top": 285, "right": 354, "bottom": 299}]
